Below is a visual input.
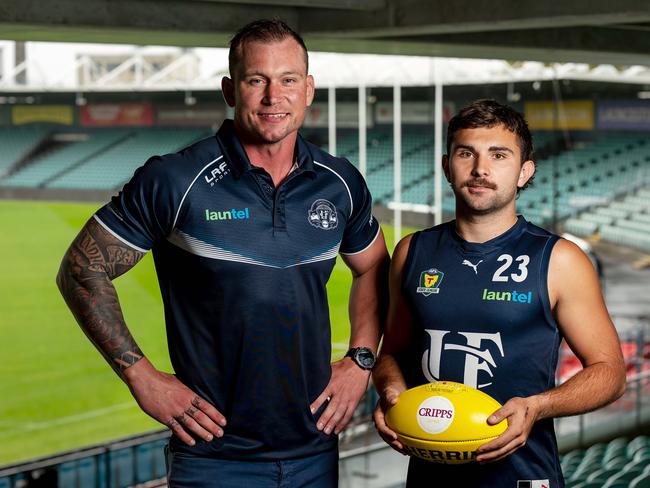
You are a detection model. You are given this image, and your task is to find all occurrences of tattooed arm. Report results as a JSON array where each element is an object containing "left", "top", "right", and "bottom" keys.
[
  {"left": 56, "top": 218, "right": 145, "bottom": 374},
  {"left": 57, "top": 218, "right": 227, "bottom": 445}
]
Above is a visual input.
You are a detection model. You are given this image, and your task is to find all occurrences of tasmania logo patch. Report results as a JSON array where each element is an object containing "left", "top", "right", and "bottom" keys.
[
  {"left": 308, "top": 199, "right": 338, "bottom": 230},
  {"left": 417, "top": 268, "right": 444, "bottom": 296}
]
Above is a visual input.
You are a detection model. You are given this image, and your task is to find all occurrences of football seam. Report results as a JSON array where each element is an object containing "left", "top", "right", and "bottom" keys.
[{"left": 399, "top": 434, "right": 500, "bottom": 444}]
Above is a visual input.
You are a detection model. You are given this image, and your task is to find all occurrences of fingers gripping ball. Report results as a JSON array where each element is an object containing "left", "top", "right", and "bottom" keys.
[{"left": 385, "top": 381, "right": 507, "bottom": 464}]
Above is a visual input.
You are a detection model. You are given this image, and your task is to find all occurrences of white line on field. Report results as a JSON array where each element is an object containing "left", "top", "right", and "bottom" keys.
[{"left": 0, "top": 402, "right": 136, "bottom": 437}]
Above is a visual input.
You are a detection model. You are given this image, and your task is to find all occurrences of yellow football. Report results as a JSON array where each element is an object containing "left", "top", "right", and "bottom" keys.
[{"left": 385, "top": 381, "right": 507, "bottom": 464}]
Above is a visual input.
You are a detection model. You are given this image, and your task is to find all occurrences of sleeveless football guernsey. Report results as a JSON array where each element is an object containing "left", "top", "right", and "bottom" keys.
[{"left": 401, "top": 216, "right": 564, "bottom": 488}]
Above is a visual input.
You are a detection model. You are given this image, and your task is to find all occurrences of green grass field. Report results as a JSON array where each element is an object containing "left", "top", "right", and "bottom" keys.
[{"left": 0, "top": 199, "right": 409, "bottom": 465}]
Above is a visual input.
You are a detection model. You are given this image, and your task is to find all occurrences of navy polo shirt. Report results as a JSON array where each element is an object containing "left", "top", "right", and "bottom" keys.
[{"left": 94, "top": 120, "right": 380, "bottom": 460}]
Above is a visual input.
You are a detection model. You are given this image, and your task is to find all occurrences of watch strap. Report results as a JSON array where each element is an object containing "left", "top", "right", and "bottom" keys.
[{"left": 344, "top": 347, "right": 376, "bottom": 370}]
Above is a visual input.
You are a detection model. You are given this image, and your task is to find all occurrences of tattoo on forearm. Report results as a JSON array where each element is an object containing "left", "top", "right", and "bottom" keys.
[
  {"left": 57, "top": 219, "right": 146, "bottom": 374},
  {"left": 114, "top": 350, "right": 144, "bottom": 369}
]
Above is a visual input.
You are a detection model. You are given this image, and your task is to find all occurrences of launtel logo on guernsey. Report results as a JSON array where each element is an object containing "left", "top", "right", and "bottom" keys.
[
  {"left": 416, "top": 396, "right": 454, "bottom": 434},
  {"left": 482, "top": 288, "right": 533, "bottom": 304},
  {"left": 204, "top": 161, "right": 230, "bottom": 186},
  {"left": 416, "top": 268, "right": 444, "bottom": 296},
  {"left": 205, "top": 208, "right": 250, "bottom": 221}
]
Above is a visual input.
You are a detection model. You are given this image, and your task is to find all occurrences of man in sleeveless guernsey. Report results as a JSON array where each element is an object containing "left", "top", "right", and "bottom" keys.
[
  {"left": 372, "top": 100, "right": 625, "bottom": 487},
  {"left": 57, "top": 19, "right": 389, "bottom": 487}
]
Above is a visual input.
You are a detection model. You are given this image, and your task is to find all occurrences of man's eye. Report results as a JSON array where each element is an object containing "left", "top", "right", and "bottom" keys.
[{"left": 249, "top": 78, "right": 263, "bottom": 85}]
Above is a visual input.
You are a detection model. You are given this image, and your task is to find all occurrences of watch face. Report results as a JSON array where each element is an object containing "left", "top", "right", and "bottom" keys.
[{"left": 355, "top": 348, "right": 376, "bottom": 369}]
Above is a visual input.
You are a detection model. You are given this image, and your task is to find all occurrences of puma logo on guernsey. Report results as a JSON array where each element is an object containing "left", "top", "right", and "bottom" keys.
[
  {"left": 482, "top": 288, "right": 532, "bottom": 304},
  {"left": 205, "top": 208, "right": 250, "bottom": 221},
  {"left": 462, "top": 259, "right": 483, "bottom": 274}
]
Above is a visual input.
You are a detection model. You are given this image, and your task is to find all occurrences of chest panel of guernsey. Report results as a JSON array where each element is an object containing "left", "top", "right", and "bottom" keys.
[{"left": 401, "top": 216, "right": 565, "bottom": 488}]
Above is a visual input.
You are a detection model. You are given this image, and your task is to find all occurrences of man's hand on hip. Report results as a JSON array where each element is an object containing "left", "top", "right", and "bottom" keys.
[
  {"left": 310, "top": 358, "right": 371, "bottom": 435},
  {"left": 123, "top": 358, "right": 227, "bottom": 446}
]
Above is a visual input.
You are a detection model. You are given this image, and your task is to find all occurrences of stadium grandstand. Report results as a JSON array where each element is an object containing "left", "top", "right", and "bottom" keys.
[{"left": 1, "top": 2, "right": 650, "bottom": 487}]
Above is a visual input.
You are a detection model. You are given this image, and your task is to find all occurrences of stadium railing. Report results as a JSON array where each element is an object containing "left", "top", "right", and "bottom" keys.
[{"left": 0, "top": 430, "right": 168, "bottom": 488}]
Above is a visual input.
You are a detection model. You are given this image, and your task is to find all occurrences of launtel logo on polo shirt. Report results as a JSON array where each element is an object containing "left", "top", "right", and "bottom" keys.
[
  {"left": 482, "top": 288, "right": 533, "bottom": 304},
  {"left": 205, "top": 208, "right": 250, "bottom": 221}
]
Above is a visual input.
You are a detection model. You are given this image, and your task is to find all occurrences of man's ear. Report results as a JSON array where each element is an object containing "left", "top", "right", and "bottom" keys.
[
  {"left": 222, "top": 77, "right": 235, "bottom": 108},
  {"left": 306, "top": 74, "right": 315, "bottom": 107},
  {"left": 442, "top": 154, "right": 451, "bottom": 182},
  {"left": 517, "top": 160, "right": 535, "bottom": 189}
]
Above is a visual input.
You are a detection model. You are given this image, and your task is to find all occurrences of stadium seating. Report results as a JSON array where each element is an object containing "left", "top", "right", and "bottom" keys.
[
  {"left": 604, "top": 467, "right": 647, "bottom": 488},
  {"left": 562, "top": 435, "right": 650, "bottom": 487},
  {"left": 521, "top": 134, "right": 650, "bottom": 226},
  {"left": 343, "top": 130, "right": 650, "bottom": 228},
  {"left": 0, "top": 129, "right": 131, "bottom": 188},
  {"left": 631, "top": 473, "right": 650, "bottom": 488},
  {"left": 0, "top": 127, "right": 48, "bottom": 176},
  {"left": 2, "top": 127, "right": 650, "bottom": 242},
  {"left": 46, "top": 128, "right": 209, "bottom": 190},
  {"left": 560, "top": 182, "right": 650, "bottom": 251}
]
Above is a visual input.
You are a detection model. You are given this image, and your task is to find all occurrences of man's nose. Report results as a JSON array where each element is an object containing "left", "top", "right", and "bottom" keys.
[
  {"left": 471, "top": 154, "right": 490, "bottom": 176},
  {"left": 263, "top": 81, "right": 282, "bottom": 105}
]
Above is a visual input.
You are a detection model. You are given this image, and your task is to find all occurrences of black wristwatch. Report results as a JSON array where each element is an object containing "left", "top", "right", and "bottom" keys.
[{"left": 345, "top": 347, "right": 376, "bottom": 370}]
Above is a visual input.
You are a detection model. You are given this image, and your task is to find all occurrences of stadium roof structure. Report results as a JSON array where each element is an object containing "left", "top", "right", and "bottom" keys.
[
  {"left": 0, "top": 0, "right": 649, "bottom": 67},
  {"left": 2, "top": 44, "right": 650, "bottom": 93}
]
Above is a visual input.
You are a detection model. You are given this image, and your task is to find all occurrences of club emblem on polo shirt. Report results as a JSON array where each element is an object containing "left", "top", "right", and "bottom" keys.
[
  {"left": 308, "top": 199, "right": 338, "bottom": 230},
  {"left": 416, "top": 268, "right": 444, "bottom": 296}
]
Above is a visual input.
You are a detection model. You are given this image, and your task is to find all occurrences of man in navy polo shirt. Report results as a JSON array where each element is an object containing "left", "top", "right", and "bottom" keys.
[{"left": 57, "top": 19, "right": 389, "bottom": 487}]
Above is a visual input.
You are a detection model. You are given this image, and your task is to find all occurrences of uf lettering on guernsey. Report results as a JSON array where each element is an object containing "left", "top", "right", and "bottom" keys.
[{"left": 421, "top": 330, "right": 505, "bottom": 389}]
